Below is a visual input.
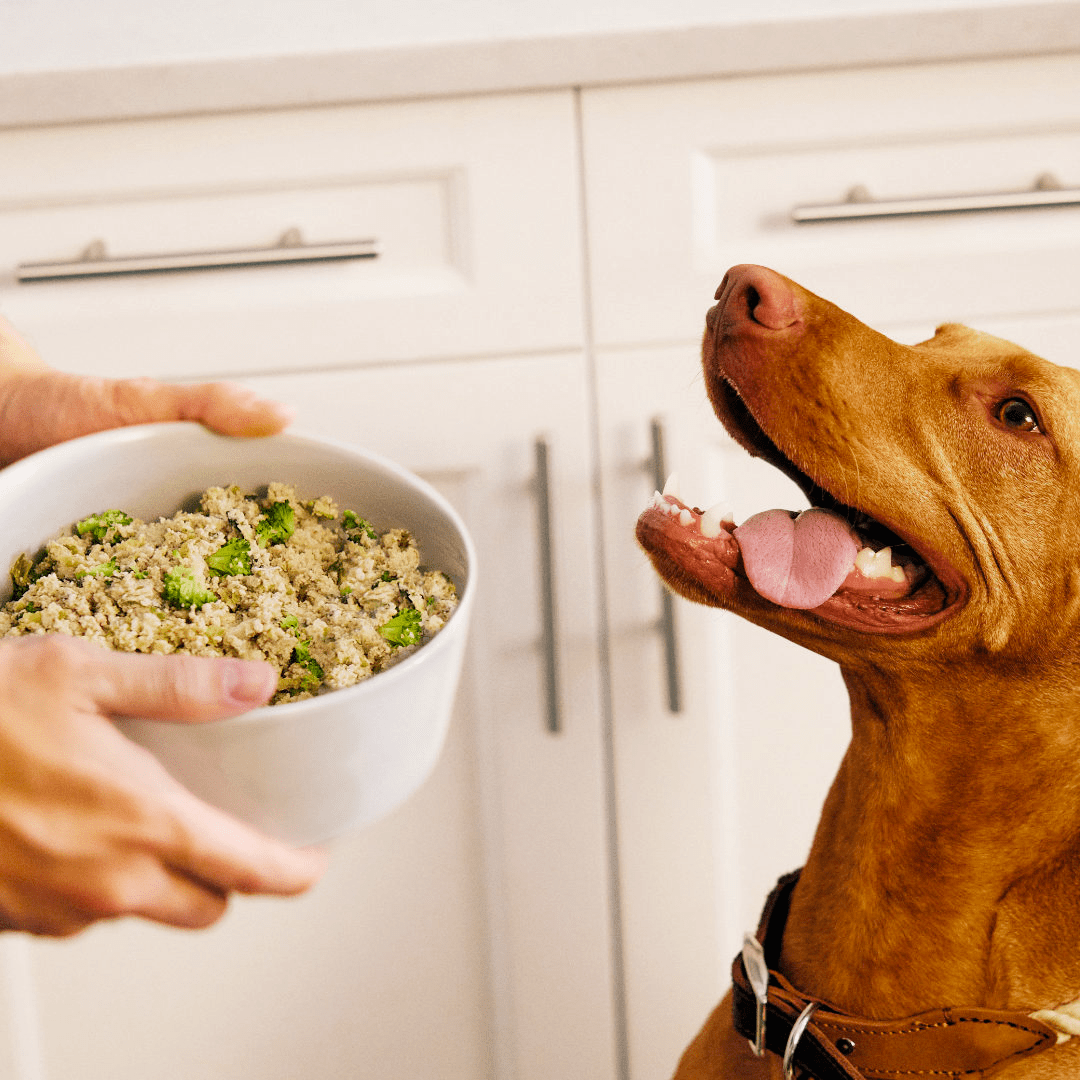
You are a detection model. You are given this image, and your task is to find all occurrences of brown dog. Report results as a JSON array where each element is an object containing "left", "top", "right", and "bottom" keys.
[{"left": 636, "top": 265, "right": 1080, "bottom": 1079}]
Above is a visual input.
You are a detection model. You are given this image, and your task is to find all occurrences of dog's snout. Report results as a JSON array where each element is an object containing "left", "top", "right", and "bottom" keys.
[{"left": 713, "top": 264, "right": 800, "bottom": 333}]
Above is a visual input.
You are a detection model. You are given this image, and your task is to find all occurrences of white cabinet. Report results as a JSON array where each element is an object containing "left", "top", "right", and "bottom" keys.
[
  {"left": 593, "top": 345, "right": 849, "bottom": 1080},
  {"left": 582, "top": 48, "right": 1080, "bottom": 1080},
  {"left": 581, "top": 52, "right": 1080, "bottom": 359},
  {"left": 0, "top": 92, "right": 584, "bottom": 378},
  {"left": 0, "top": 89, "right": 621, "bottom": 1080},
  {"left": 4, "top": 45, "right": 1080, "bottom": 1080},
  {"left": 14, "top": 354, "right": 619, "bottom": 1080}
]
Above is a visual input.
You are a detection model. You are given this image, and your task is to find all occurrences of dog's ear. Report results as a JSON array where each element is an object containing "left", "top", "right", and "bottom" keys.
[
  {"left": 920, "top": 323, "right": 1031, "bottom": 359},
  {"left": 921, "top": 322, "right": 980, "bottom": 347}
]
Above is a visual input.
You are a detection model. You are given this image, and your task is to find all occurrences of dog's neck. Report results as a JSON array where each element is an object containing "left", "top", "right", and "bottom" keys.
[{"left": 779, "top": 659, "right": 1080, "bottom": 1020}]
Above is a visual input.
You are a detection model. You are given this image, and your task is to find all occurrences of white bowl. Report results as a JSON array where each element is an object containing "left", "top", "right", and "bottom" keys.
[{"left": 0, "top": 422, "right": 476, "bottom": 845}]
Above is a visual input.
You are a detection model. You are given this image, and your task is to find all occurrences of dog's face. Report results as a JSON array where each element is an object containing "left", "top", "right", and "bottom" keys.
[{"left": 636, "top": 265, "right": 1080, "bottom": 669}]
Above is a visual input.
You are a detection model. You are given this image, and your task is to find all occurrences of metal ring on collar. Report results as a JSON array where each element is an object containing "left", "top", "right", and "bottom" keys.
[{"left": 783, "top": 1001, "right": 820, "bottom": 1080}]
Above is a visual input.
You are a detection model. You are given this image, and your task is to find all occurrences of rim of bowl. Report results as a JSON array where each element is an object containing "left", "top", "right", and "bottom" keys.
[{"left": 0, "top": 421, "right": 478, "bottom": 725}]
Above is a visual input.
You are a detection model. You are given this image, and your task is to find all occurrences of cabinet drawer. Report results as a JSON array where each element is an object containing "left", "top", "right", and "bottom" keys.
[
  {"left": 0, "top": 92, "right": 584, "bottom": 378},
  {"left": 583, "top": 53, "right": 1080, "bottom": 361}
]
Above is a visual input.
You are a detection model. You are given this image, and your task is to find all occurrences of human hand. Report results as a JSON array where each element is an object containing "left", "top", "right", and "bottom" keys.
[
  {"left": 0, "top": 635, "right": 326, "bottom": 936},
  {"left": 0, "top": 315, "right": 292, "bottom": 466}
]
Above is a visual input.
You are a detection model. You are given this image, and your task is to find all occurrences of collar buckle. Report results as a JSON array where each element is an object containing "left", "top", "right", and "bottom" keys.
[
  {"left": 741, "top": 933, "right": 770, "bottom": 1057},
  {"left": 783, "top": 1001, "right": 819, "bottom": 1080}
]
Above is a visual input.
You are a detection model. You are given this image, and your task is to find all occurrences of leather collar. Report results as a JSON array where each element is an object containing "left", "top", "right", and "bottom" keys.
[{"left": 730, "top": 870, "right": 1060, "bottom": 1079}]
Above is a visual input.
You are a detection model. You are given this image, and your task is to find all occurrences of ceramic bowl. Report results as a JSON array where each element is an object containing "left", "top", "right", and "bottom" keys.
[{"left": 0, "top": 422, "right": 476, "bottom": 844}]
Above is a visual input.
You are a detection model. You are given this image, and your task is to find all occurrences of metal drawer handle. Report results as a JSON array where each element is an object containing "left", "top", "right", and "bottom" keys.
[
  {"left": 534, "top": 437, "right": 561, "bottom": 735},
  {"left": 792, "top": 172, "right": 1080, "bottom": 224},
  {"left": 648, "top": 419, "right": 683, "bottom": 715},
  {"left": 15, "top": 227, "right": 378, "bottom": 283}
]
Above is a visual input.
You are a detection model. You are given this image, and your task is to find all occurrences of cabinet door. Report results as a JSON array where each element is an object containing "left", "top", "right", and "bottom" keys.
[
  {"left": 0, "top": 91, "right": 584, "bottom": 378},
  {"left": 596, "top": 346, "right": 850, "bottom": 1080},
  {"left": 11, "top": 355, "right": 619, "bottom": 1080},
  {"left": 582, "top": 53, "right": 1080, "bottom": 363}
]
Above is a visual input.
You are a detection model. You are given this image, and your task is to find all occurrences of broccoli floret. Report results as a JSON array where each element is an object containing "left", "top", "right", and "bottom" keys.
[
  {"left": 75, "top": 558, "right": 117, "bottom": 580},
  {"left": 378, "top": 608, "right": 422, "bottom": 647},
  {"left": 292, "top": 638, "right": 317, "bottom": 665},
  {"left": 75, "top": 510, "right": 132, "bottom": 542},
  {"left": 342, "top": 510, "right": 377, "bottom": 542},
  {"left": 207, "top": 537, "right": 252, "bottom": 577},
  {"left": 255, "top": 502, "right": 295, "bottom": 547},
  {"left": 162, "top": 567, "right": 217, "bottom": 610},
  {"left": 290, "top": 638, "right": 324, "bottom": 687}
]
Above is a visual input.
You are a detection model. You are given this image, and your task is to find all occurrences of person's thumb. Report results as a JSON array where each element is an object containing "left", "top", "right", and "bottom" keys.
[
  {"left": 116, "top": 379, "right": 294, "bottom": 437},
  {"left": 84, "top": 649, "right": 278, "bottom": 722}
]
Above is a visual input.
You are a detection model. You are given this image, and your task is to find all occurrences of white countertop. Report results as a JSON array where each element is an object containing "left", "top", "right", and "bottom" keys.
[{"left": 2, "top": 0, "right": 1079, "bottom": 128}]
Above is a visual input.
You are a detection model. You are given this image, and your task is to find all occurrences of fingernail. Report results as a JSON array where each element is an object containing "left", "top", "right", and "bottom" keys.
[{"left": 224, "top": 660, "right": 277, "bottom": 706}]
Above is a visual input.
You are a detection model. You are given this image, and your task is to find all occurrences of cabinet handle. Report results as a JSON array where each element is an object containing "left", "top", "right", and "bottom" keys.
[
  {"left": 648, "top": 419, "right": 683, "bottom": 715},
  {"left": 791, "top": 172, "right": 1080, "bottom": 224},
  {"left": 15, "top": 227, "right": 378, "bottom": 283},
  {"left": 534, "top": 438, "right": 561, "bottom": 735}
]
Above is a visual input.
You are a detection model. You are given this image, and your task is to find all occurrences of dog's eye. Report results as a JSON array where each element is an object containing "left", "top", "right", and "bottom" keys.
[{"left": 996, "top": 398, "right": 1041, "bottom": 432}]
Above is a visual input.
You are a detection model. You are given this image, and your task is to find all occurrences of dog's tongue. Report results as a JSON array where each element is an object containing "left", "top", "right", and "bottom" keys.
[{"left": 734, "top": 508, "right": 858, "bottom": 609}]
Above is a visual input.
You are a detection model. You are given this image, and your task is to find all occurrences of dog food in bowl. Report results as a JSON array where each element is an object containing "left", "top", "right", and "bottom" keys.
[
  {"left": 0, "top": 482, "right": 458, "bottom": 704},
  {"left": 0, "top": 423, "right": 477, "bottom": 844}
]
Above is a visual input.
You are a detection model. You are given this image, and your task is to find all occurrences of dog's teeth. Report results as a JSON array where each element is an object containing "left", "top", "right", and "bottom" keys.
[
  {"left": 872, "top": 547, "right": 893, "bottom": 576},
  {"left": 662, "top": 472, "right": 681, "bottom": 498},
  {"left": 700, "top": 502, "right": 732, "bottom": 539},
  {"left": 650, "top": 490, "right": 664, "bottom": 508},
  {"left": 854, "top": 546, "right": 899, "bottom": 579},
  {"left": 678, "top": 509, "right": 694, "bottom": 526}
]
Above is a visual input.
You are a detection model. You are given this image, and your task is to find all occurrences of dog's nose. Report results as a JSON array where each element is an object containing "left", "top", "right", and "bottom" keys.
[{"left": 713, "top": 264, "right": 800, "bottom": 331}]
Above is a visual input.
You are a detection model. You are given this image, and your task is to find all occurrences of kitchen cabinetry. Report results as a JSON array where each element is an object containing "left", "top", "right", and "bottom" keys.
[
  {"left": 2, "top": 44, "right": 1080, "bottom": 1080},
  {"left": 582, "top": 50, "right": 1080, "bottom": 1079},
  {"left": 581, "top": 52, "right": 1080, "bottom": 362},
  {"left": 0, "top": 92, "right": 620, "bottom": 1080},
  {"left": 18, "top": 354, "right": 618, "bottom": 1080},
  {"left": 0, "top": 92, "right": 584, "bottom": 377},
  {"left": 593, "top": 348, "right": 850, "bottom": 1080}
]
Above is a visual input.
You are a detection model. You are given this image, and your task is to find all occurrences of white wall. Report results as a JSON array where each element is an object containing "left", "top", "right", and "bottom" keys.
[{"left": 0, "top": 0, "right": 1073, "bottom": 75}]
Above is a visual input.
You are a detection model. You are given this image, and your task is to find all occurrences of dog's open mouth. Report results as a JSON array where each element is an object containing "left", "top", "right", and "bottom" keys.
[{"left": 636, "top": 380, "right": 966, "bottom": 635}]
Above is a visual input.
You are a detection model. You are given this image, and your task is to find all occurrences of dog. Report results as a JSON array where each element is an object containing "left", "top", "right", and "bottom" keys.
[{"left": 635, "top": 265, "right": 1080, "bottom": 1079}]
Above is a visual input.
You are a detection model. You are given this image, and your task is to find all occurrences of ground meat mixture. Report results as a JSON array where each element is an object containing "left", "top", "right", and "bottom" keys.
[{"left": 0, "top": 483, "right": 458, "bottom": 704}]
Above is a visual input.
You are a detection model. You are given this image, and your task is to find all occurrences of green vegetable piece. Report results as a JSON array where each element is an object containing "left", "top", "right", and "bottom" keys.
[
  {"left": 378, "top": 608, "right": 422, "bottom": 647},
  {"left": 10, "top": 551, "right": 52, "bottom": 599},
  {"left": 342, "top": 510, "right": 377, "bottom": 541},
  {"left": 255, "top": 502, "right": 296, "bottom": 547},
  {"left": 207, "top": 537, "right": 252, "bottom": 577},
  {"left": 75, "top": 510, "right": 132, "bottom": 542},
  {"left": 280, "top": 614, "right": 299, "bottom": 632},
  {"left": 162, "top": 567, "right": 218, "bottom": 610},
  {"left": 11, "top": 554, "right": 35, "bottom": 600},
  {"left": 290, "top": 639, "right": 323, "bottom": 686},
  {"left": 380, "top": 571, "right": 396, "bottom": 582},
  {"left": 76, "top": 558, "right": 117, "bottom": 580}
]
